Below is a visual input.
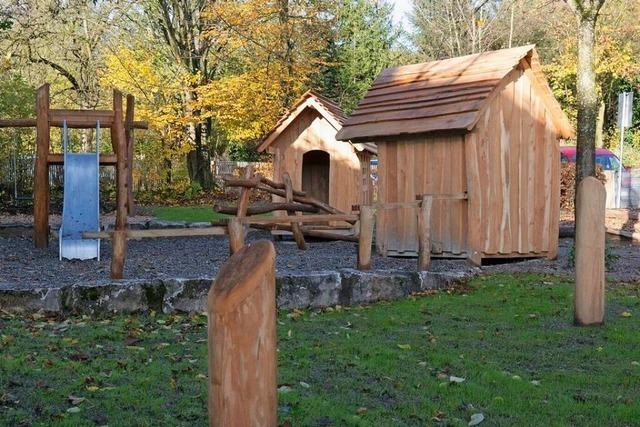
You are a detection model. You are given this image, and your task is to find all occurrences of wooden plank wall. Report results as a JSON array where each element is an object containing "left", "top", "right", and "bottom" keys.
[
  {"left": 377, "top": 135, "right": 468, "bottom": 256},
  {"left": 465, "top": 68, "right": 560, "bottom": 259},
  {"left": 269, "top": 108, "right": 364, "bottom": 213}
]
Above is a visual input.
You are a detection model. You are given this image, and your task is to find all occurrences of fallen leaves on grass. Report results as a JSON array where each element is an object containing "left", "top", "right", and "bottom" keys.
[
  {"left": 449, "top": 376, "right": 465, "bottom": 383},
  {"left": 621, "top": 311, "right": 632, "bottom": 317},
  {"left": 66, "top": 407, "right": 81, "bottom": 414},
  {"left": 397, "top": 344, "right": 411, "bottom": 350},
  {"left": 68, "top": 395, "right": 85, "bottom": 405}
]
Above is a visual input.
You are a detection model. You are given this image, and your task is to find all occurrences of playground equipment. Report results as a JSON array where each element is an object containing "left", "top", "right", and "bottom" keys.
[
  {"left": 0, "top": 84, "right": 147, "bottom": 277},
  {"left": 59, "top": 121, "right": 101, "bottom": 260}
]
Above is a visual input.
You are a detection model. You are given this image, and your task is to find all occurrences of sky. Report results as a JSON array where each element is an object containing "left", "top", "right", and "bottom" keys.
[{"left": 390, "top": 0, "right": 413, "bottom": 28}]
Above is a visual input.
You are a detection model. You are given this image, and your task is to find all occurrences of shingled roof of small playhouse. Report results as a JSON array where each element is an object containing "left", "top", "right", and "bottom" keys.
[
  {"left": 258, "top": 90, "right": 377, "bottom": 154},
  {"left": 336, "top": 45, "right": 574, "bottom": 142}
]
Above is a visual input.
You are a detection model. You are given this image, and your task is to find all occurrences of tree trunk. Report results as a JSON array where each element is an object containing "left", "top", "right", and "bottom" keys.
[
  {"left": 574, "top": 15, "right": 599, "bottom": 186},
  {"left": 595, "top": 100, "right": 605, "bottom": 148}
]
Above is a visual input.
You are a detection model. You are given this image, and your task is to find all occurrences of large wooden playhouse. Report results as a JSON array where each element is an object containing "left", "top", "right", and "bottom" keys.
[
  {"left": 258, "top": 91, "right": 376, "bottom": 213},
  {"left": 336, "top": 45, "right": 574, "bottom": 264}
]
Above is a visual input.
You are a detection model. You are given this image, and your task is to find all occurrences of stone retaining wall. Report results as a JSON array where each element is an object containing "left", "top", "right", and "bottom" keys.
[{"left": 0, "top": 269, "right": 477, "bottom": 315}]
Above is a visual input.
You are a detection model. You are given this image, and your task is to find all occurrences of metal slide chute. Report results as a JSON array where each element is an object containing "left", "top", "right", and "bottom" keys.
[{"left": 59, "top": 121, "right": 101, "bottom": 260}]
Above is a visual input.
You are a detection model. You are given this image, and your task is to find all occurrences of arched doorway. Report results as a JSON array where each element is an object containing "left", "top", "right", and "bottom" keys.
[{"left": 302, "top": 150, "right": 330, "bottom": 203}]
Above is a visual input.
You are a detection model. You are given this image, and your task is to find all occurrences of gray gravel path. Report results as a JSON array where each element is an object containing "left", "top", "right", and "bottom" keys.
[{"left": 1, "top": 231, "right": 638, "bottom": 288}]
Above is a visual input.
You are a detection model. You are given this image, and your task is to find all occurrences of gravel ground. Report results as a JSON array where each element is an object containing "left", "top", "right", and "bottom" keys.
[{"left": 1, "top": 229, "right": 638, "bottom": 288}]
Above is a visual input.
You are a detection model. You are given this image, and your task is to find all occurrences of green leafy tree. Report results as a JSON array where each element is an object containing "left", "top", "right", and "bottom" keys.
[{"left": 316, "top": 0, "right": 400, "bottom": 113}]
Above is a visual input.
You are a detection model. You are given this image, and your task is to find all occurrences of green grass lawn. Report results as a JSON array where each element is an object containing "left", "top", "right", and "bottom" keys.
[
  {"left": 151, "top": 206, "right": 228, "bottom": 223},
  {"left": 1, "top": 273, "right": 638, "bottom": 426}
]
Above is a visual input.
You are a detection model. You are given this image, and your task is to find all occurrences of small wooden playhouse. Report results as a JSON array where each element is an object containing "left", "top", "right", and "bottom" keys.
[
  {"left": 258, "top": 91, "right": 376, "bottom": 213},
  {"left": 336, "top": 45, "right": 574, "bottom": 264}
]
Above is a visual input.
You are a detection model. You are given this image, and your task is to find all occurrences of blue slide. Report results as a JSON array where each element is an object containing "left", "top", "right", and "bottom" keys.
[{"left": 59, "top": 122, "right": 101, "bottom": 260}]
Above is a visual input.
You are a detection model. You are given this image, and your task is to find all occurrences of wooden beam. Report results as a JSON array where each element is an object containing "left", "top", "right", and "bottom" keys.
[
  {"left": 357, "top": 206, "right": 375, "bottom": 270},
  {"left": 0, "top": 117, "right": 147, "bottom": 130},
  {"left": 125, "top": 95, "right": 136, "bottom": 216},
  {"left": 228, "top": 218, "right": 245, "bottom": 255},
  {"left": 239, "top": 214, "right": 358, "bottom": 225},
  {"left": 207, "top": 241, "right": 277, "bottom": 427},
  {"left": 574, "top": 177, "right": 605, "bottom": 326},
  {"left": 214, "top": 202, "right": 318, "bottom": 215},
  {"left": 110, "top": 90, "right": 129, "bottom": 279},
  {"left": 236, "top": 165, "right": 254, "bottom": 218},
  {"left": 83, "top": 227, "right": 228, "bottom": 239},
  {"left": 47, "top": 153, "right": 117, "bottom": 165},
  {"left": 33, "top": 84, "right": 50, "bottom": 248},
  {"left": 283, "top": 172, "right": 306, "bottom": 250},
  {"left": 417, "top": 195, "right": 433, "bottom": 271}
]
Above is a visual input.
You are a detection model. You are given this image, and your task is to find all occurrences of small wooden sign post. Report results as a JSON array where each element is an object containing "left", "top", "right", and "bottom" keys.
[
  {"left": 357, "top": 206, "right": 375, "bottom": 270},
  {"left": 574, "top": 177, "right": 606, "bottom": 326},
  {"left": 207, "top": 240, "right": 277, "bottom": 427}
]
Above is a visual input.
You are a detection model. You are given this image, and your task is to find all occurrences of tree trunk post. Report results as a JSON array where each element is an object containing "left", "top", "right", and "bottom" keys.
[
  {"left": 228, "top": 217, "right": 245, "bottom": 255},
  {"left": 282, "top": 172, "right": 306, "bottom": 250},
  {"left": 417, "top": 196, "right": 433, "bottom": 271},
  {"left": 125, "top": 94, "right": 136, "bottom": 216},
  {"left": 110, "top": 89, "right": 128, "bottom": 279},
  {"left": 357, "top": 206, "right": 375, "bottom": 270},
  {"left": 33, "top": 84, "right": 50, "bottom": 248},
  {"left": 207, "top": 240, "right": 277, "bottom": 427},
  {"left": 574, "top": 177, "right": 606, "bottom": 326},
  {"left": 236, "top": 165, "right": 254, "bottom": 218}
]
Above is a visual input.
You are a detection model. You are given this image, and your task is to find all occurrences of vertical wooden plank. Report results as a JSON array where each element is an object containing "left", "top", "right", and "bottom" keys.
[
  {"left": 110, "top": 90, "right": 128, "bottom": 279},
  {"left": 208, "top": 241, "right": 277, "bottom": 427},
  {"left": 532, "top": 93, "right": 546, "bottom": 252},
  {"left": 499, "top": 82, "right": 513, "bottom": 254},
  {"left": 519, "top": 73, "right": 532, "bottom": 254},
  {"left": 464, "top": 131, "right": 482, "bottom": 263},
  {"left": 509, "top": 72, "right": 522, "bottom": 254},
  {"left": 417, "top": 196, "right": 433, "bottom": 270},
  {"left": 34, "top": 84, "right": 50, "bottom": 248},
  {"left": 375, "top": 143, "right": 387, "bottom": 254},
  {"left": 358, "top": 206, "right": 375, "bottom": 270},
  {"left": 574, "top": 177, "right": 605, "bottom": 326},
  {"left": 477, "top": 110, "right": 491, "bottom": 255},
  {"left": 125, "top": 94, "right": 136, "bottom": 216},
  {"left": 487, "top": 97, "right": 502, "bottom": 255},
  {"left": 541, "top": 112, "right": 553, "bottom": 252},
  {"left": 386, "top": 142, "right": 398, "bottom": 253},
  {"left": 447, "top": 136, "right": 459, "bottom": 254}
]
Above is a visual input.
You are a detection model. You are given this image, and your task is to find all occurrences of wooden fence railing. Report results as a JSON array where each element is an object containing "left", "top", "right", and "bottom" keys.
[{"left": 207, "top": 240, "right": 277, "bottom": 426}]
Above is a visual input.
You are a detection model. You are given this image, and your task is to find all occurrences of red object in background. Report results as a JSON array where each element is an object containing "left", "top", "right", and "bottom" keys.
[{"left": 559, "top": 146, "right": 629, "bottom": 171}]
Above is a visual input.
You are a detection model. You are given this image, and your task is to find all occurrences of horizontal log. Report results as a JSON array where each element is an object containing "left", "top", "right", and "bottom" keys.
[
  {"left": 415, "top": 192, "right": 468, "bottom": 200},
  {"left": 214, "top": 203, "right": 318, "bottom": 215},
  {"left": 48, "top": 153, "right": 118, "bottom": 165},
  {"left": 83, "top": 227, "right": 227, "bottom": 239},
  {"left": 605, "top": 226, "right": 640, "bottom": 242},
  {"left": 222, "top": 175, "right": 346, "bottom": 217},
  {"left": 0, "top": 117, "right": 147, "bottom": 129},
  {"left": 259, "top": 176, "right": 307, "bottom": 197},
  {"left": 239, "top": 214, "right": 358, "bottom": 225},
  {"left": 250, "top": 223, "right": 358, "bottom": 242}
]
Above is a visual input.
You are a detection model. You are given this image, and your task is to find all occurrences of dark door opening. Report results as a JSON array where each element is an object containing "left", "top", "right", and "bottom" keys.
[{"left": 302, "top": 150, "right": 330, "bottom": 204}]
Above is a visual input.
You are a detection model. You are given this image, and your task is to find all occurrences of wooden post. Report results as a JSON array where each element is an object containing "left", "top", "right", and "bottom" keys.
[
  {"left": 417, "top": 195, "right": 433, "bottom": 271},
  {"left": 207, "top": 240, "right": 277, "bottom": 427},
  {"left": 358, "top": 206, "right": 375, "bottom": 270},
  {"left": 236, "top": 164, "right": 254, "bottom": 217},
  {"left": 125, "top": 94, "right": 136, "bottom": 216},
  {"left": 575, "top": 177, "right": 606, "bottom": 326},
  {"left": 33, "top": 84, "right": 50, "bottom": 248},
  {"left": 282, "top": 172, "right": 306, "bottom": 250},
  {"left": 110, "top": 230, "right": 127, "bottom": 279},
  {"left": 110, "top": 90, "right": 128, "bottom": 279},
  {"left": 228, "top": 217, "right": 245, "bottom": 255}
]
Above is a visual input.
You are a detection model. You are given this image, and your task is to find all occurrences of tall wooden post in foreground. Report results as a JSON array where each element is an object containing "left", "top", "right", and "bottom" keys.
[
  {"left": 33, "top": 84, "right": 51, "bottom": 248},
  {"left": 575, "top": 177, "right": 606, "bottom": 326},
  {"left": 207, "top": 240, "right": 277, "bottom": 427}
]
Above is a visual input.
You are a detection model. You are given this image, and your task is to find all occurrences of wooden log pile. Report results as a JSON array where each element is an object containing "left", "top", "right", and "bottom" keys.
[{"left": 217, "top": 168, "right": 360, "bottom": 253}]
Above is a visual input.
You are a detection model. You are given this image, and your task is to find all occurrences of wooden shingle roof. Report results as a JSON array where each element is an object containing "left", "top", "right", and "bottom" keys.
[
  {"left": 336, "top": 45, "right": 573, "bottom": 142},
  {"left": 258, "top": 90, "right": 375, "bottom": 153}
]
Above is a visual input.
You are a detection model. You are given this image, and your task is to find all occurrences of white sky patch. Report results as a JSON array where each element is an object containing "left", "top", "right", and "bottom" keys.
[{"left": 390, "top": 0, "right": 413, "bottom": 28}]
